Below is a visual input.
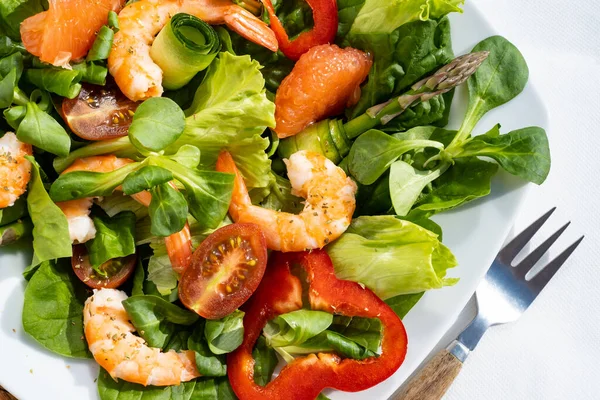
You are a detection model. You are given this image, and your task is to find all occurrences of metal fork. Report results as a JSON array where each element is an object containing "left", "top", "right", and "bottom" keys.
[{"left": 395, "top": 208, "right": 584, "bottom": 400}]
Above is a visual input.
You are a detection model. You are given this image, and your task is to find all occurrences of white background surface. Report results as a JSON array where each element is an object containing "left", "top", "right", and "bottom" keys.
[{"left": 424, "top": 1, "right": 600, "bottom": 399}]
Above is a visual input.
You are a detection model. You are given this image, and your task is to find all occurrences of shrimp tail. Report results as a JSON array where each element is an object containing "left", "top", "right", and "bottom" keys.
[
  {"left": 223, "top": 7, "right": 278, "bottom": 52},
  {"left": 216, "top": 151, "right": 251, "bottom": 221}
]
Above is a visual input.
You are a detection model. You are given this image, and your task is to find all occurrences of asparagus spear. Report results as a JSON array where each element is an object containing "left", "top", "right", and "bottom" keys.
[
  {"left": 0, "top": 218, "right": 33, "bottom": 247},
  {"left": 343, "top": 51, "right": 490, "bottom": 139}
]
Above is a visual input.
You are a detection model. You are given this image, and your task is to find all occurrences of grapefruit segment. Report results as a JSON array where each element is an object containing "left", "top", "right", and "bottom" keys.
[
  {"left": 274, "top": 44, "right": 373, "bottom": 138},
  {"left": 21, "top": 0, "right": 124, "bottom": 67}
]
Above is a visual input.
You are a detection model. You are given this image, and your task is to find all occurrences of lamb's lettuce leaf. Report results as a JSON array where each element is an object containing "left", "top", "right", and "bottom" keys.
[
  {"left": 327, "top": 216, "right": 458, "bottom": 299},
  {"left": 22, "top": 259, "right": 91, "bottom": 359},
  {"left": 86, "top": 211, "right": 136, "bottom": 269}
]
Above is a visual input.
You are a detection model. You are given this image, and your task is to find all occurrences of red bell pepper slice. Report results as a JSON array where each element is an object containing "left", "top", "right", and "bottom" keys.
[
  {"left": 261, "top": 0, "right": 338, "bottom": 61},
  {"left": 227, "top": 250, "right": 408, "bottom": 400}
]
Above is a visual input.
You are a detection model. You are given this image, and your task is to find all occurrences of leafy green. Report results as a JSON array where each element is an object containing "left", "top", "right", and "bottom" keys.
[
  {"left": 252, "top": 336, "right": 278, "bottom": 386},
  {"left": 205, "top": 310, "right": 245, "bottom": 355},
  {"left": 86, "top": 211, "right": 136, "bottom": 269},
  {"left": 330, "top": 315, "right": 382, "bottom": 353},
  {"left": 263, "top": 310, "right": 333, "bottom": 348},
  {"left": 0, "top": 0, "right": 46, "bottom": 40},
  {"left": 121, "top": 295, "right": 199, "bottom": 348},
  {"left": 122, "top": 165, "right": 174, "bottom": 195},
  {"left": 166, "top": 144, "right": 201, "bottom": 169},
  {"left": 188, "top": 321, "right": 227, "bottom": 377},
  {"left": 98, "top": 193, "right": 149, "bottom": 220},
  {"left": 25, "top": 156, "right": 72, "bottom": 269},
  {"left": 455, "top": 126, "right": 551, "bottom": 184},
  {"left": 25, "top": 68, "right": 82, "bottom": 99},
  {"left": 22, "top": 259, "right": 91, "bottom": 359},
  {"left": 129, "top": 97, "right": 186, "bottom": 153},
  {"left": 348, "top": 129, "right": 443, "bottom": 185},
  {"left": 447, "top": 35, "right": 529, "bottom": 149},
  {"left": 337, "top": 0, "right": 366, "bottom": 40},
  {"left": 172, "top": 52, "right": 275, "bottom": 195},
  {"left": 327, "top": 216, "right": 458, "bottom": 299},
  {"left": 389, "top": 160, "right": 448, "bottom": 216},
  {"left": 49, "top": 162, "right": 140, "bottom": 202},
  {"left": 346, "top": 0, "right": 463, "bottom": 37},
  {"left": 407, "top": 157, "right": 499, "bottom": 219},
  {"left": 87, "top": 25, "right": 114, "bottom": 62},
  {"left": 385, "top": 292, "right": 424, "bottom": 319},
  {"left": 348, "top": 18, "right": 454, "bottom": 118},
  {"left": 17, "top": 101, "right": 71, "bottom": 156},
  {"left": 71, "top": 61, "right": 108, "bottom": 85},
  {"left": 147, "top": 241, "right": 179, "bottom": 296},
  {"left": 97, "top": 369, "right": 237, "bottom": 400},
  {"left": 149, "top": 182, "right": 188, "bottom": 237},
  {"left": 281, "top": 330, "right": 376, "bottom": 361}
]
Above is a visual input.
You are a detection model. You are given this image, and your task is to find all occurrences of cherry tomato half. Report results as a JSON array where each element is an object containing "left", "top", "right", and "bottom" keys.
[
  {"left": 62, "top": 82, "right": 139, "bottom": 141},
  {"left": 179, "top": 223, "right": 267, "bottom": 320},
  {"left": 71, "top": 245, "right": 137, "bottom": 289}
]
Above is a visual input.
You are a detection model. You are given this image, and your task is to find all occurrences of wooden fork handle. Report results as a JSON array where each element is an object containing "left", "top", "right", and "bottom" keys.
[{"left": 393, "top": 341, "right": 468, "bottom": 400}]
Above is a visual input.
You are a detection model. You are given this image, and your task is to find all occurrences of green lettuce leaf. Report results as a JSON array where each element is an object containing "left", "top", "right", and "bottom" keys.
[
  {"left": 169, "top": 52, "right": 275, "bottom": 195},
  {"left": 347, "top": 0, "right": 463, "bottom": 37},
  {"left": 86, "top": 211, "right": 136, "bottom": 269},
  {"left": 263, "top": 310, "right": 333, "bottom": 348},
  {"left": 0, "top": 0, "right": 46, "bottom": 40},
  {"left": 205, "top": 310, "right": 245, "bottom": 355},
  {"left": 327, "top": 216, "right": 458, "bottom": 299}
]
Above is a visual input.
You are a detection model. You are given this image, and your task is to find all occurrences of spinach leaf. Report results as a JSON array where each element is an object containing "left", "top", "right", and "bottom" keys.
[
  {"left": 17, "top": 101, "right": 71, "bottom": 157},
  {"left": 354, "top": 173, "right": 393, "bottom": 217},
  {"left": 205, "top": 310, "right": 245, "bottom": 355},
  {"left": 327, "top": 216, "right": 458, "bottom": 299},
  {"left": 389, "top": 160, "right": 448, "bottom": 216},
  {"left": 25, "top": 68, "right": 82, "bottom": 99},
  {"left": 25, "top": 156, "right": 72, "bottom": 269},
  {"left": 348, "top": 129, "right": 443, "bottom": 185},
  {"left": 0, "top": 0, "right": 46, "bottom": 40},
  {"left": 188, "top": 321, "right": 227, "bottom": 377},
  {"left": 448, "top": 35, "right": 529, "bottom": 148},
  {"left": 121, "top": 295, "right": 199, "bottom": 349},
  {"left": 49, "top": 161, "right": 140, "bottom": 202},
  {"left": 408, "top": 157, "right": 499, "bottom": 219},
  {"left": 336, "top": 0, "right": 366, "bottom": 40},
  {"left": 381, "top": 91, "right": 453, "bottom": 132},
  {"left": 86, "top": 211, "right": 136, "bottom": 269},
  {"left": 252, "top": 336, "right": 278, "bottom": 386},
  {"left": 385, "top": 292, "right": 425, "bottom": 319},
  {"left": 129, "top": 97, "right": 185, "bottom": 153},
  {"left": 258, "top": 173, "right": 304, "bottom": 214},
  {"left": 348, "top": 18, "right": 454, "bottom": 118},
  {"left": 22, "top": 259, "right": 91, "bottom": 359},
  {"left": 148, "top": 182, "right": 188, "bottom": 237},
  {"left": 456, "top": 126, "right": 550, "bottom": 184},
  {"left": 122, "top": 165, "right": 174, "bottom": 195},
  {"left": 263, "top": 310, "right": 333, "bottom": 348},
  {"left": 147, "top": 241, "right": 179, "bottom": 297},
  {"left": 132, "top": 260, "right": 145, "bottom": 296},
  {"left": 97, "top": 369, "right": 237, "bottom": 400}
]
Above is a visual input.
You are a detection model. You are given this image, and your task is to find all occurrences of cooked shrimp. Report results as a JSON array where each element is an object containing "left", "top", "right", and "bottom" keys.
[
  {"left": 84, "top": 288, "right": 199, "bottom": 385},
  {"left": 0, "top": 132, "right": 32, "bottom": 209},
  {"left": 57, "top": 155, "right": 192, "bottom": 272},
  {"left": 216, "top": 150, "right": 357, "bottom": 252},
  {"left": 109, "top": 0, "right": 277, "bottom": 101}
]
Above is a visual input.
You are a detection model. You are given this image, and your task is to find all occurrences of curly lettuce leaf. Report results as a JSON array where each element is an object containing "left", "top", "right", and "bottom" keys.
[
  {"left": 327, "top": 216, "right": 458, "bottom": 299},
  {"left": 170, "top": 52, "right": 275, "bottom": 196},
  {"left": 347, "top": 0, "right": 463, "bottom": 37}
]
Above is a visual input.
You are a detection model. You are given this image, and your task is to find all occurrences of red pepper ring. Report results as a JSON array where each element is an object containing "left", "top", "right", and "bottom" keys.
[
  {"left": 260, "top": 0, "right": 338, "bottom": 61},
  {"left": 227, "top": 250, "right": 408, "bottom": 400}
]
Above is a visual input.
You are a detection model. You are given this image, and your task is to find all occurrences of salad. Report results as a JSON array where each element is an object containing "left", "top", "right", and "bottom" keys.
[{"left": 0, "top": 0, "right": 551, "bottom": 399}]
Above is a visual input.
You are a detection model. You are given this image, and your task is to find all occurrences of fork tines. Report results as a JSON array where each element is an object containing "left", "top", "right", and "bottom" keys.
[{"left": 497, "top": 208, "right": 584, "bottom": 293}]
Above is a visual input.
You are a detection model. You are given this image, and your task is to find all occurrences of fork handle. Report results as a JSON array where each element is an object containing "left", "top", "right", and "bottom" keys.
[{"left": 393, "top": 341, "right": 469, "bottom": 400}]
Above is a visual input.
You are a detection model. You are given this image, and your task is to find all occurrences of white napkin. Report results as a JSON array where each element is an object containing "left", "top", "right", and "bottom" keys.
[{"left": 434, "top": 0, "right": 600, "bottom": 398}]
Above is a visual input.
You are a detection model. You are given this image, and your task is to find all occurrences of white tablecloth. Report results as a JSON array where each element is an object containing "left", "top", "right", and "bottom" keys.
[{"left": 423, "top": 1, "right": 600, "bottom": 399}]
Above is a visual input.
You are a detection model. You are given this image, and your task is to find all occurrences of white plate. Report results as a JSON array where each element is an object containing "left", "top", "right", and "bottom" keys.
[{"left": 0, "top": 3, "right": 548, "bottom": 399}]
